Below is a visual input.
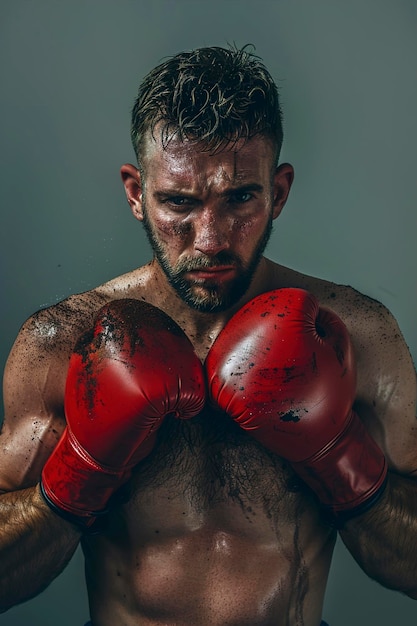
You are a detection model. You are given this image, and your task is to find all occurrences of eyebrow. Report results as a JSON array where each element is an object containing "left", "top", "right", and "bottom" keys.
[
  {"left": 219, "top": 183, "right": 264, "bottom": 197},
  {"left": 154, "top": 183, "right": 264, "bottom": 199}
]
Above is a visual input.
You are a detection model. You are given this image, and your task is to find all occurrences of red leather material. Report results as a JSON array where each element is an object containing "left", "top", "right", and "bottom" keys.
[
  {"left": 206, "top": 288, "right": 387, "bottom": 517},
  {"left": 42, "top": 299, "right": 205, "bottom": 521}
]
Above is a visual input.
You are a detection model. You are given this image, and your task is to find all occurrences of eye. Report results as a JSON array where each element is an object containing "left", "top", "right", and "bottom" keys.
[
  {"left": 161, "top": 196, "right": 195, "bottom": 212},
  {"left": 168, "top": 196, "right": 189, "bottom": 206},
  {"left": 229, "top": 191, "right": 253, "bottom": 204}
]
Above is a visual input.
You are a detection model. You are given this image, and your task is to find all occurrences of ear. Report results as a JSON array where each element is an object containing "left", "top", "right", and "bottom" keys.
[
  {"left": 272, "top": 163, "right": 294, "bottom": 220},
  {"left": 120, "top": 163, "right": 144, "bottom": 221}
]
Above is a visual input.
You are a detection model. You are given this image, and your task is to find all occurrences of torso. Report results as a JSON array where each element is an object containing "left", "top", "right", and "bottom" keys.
[
  {"left": 3, "top": 257, "right": 415, "bottom": 625},
  {"left": 83, "top": 411, "right": 335, "bottom": 626},
  {"left": 83, "top": 260, "right": 344, "bottom": 625}
]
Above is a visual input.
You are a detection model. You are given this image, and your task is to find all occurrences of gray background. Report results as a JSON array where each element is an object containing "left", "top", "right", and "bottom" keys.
[{"left": 1, "top": 0, "right": 416, "bottom": 624}]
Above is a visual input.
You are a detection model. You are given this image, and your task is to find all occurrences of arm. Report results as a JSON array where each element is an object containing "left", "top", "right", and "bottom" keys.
[
  {"left": 206, "top": 287, "right": 417, "bottom": 597},
  {"left": 1, "top": 298, "right": 206, "bottom": 612},
  {"left": 0, "top": 311, "right": 82, "bottom": 612},
  {"left": 339, "top": 297, "right": 417, "bottom": 597},
  {"left": 340, "top": 472, "right": 417, "bottom": 598},
  {"left": 0, "top": 486, "right": 81, "bottom": 612}
]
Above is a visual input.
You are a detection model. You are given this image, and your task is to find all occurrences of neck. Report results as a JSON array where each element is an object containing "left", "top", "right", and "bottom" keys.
[{"left": 142, "top": 257, "right": 275, "bottom": 359}]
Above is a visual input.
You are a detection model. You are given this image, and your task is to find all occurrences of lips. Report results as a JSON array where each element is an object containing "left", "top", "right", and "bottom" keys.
[{"left": 186, "top": 266, "right": 236, "bottom": 282}]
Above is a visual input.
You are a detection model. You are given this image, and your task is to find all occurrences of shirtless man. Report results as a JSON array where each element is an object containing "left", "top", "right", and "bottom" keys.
[{"left": 1, "top": 45, "right": 416, "bottom": 626}]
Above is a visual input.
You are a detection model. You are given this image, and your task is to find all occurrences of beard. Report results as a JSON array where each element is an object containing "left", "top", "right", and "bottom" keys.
[{"left": 141, "top": 204, "right": 273, "bottom": 313}]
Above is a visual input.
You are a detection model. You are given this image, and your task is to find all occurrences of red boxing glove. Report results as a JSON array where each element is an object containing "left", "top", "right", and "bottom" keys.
[
  {"left": 41, "top": 299, "right": 205, "bottom": 527},
  {"left": 206, "top": 288, "right": 387, "bottom": 524}
]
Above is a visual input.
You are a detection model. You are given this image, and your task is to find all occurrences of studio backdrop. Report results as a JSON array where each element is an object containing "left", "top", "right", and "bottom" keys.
[{"left": 1, "top": 1, "right": 416, "bottom": 625}]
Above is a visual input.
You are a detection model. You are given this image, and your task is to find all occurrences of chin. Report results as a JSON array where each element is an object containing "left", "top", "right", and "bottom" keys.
[
  {"left": 186, "top": 299, "right": 230, "bottom": 314},
  {"left": 181, "top": 283, "right": 249, "bottom": 314}
]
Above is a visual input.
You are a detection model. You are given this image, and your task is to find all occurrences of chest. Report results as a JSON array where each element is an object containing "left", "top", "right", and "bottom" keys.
[{"left": 113, "top": 409, "right": 316, "bottom": 531}]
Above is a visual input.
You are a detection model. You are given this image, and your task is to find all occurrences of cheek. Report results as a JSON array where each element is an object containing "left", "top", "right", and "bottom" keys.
[
  {"left": 153, "top": 215, "right": 193, "bottom": 244},
  {"left": 233, "top": 218, "right": 253, "bottom": 238},
  {"left": 231, "top": 215, "right": 267, "bottom": 243}
]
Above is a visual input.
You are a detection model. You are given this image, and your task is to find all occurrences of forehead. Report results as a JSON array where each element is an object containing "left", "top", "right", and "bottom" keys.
[{"left": 141, "top": 129, "right": 275, "bottom": 187}]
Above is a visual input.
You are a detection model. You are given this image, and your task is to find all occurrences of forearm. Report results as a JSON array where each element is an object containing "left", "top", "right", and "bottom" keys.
[
  {"left": 340, "top": 471, "right": 417, "bottom": 598},
  {"left": 0, "top": 484, "right": 81, "bottom": 612}
]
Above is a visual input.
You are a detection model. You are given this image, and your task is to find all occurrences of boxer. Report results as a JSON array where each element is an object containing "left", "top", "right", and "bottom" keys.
[{"left": 1, "top": 45, "right": 416, "bottom": 625}]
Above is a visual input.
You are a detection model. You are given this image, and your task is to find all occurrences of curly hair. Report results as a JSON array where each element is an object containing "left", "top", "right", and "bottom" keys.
[{"left": 131, "top": 45, "right": 284, "bottom": 167}]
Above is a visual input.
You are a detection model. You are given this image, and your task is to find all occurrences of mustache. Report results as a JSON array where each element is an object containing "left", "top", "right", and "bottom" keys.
[{"left": 174, "top": 252, "right": 241, "bottom": 274}]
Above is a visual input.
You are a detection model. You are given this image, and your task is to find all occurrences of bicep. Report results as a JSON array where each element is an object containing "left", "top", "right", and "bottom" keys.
[
  {"left": 0, "top": 416, "right": 65, "bottom": 492},
  {"left": 354, "top": 306, "right": 417, "bottom": 474},
  {"left": 0, "top": 325, "right": 67, "bottom": 492}
]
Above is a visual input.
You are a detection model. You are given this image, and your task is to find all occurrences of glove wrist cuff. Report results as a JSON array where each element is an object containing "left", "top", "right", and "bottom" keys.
[
  {"left": 41, "top": 428, "right": 127, "bottom": 521},
  {"left": 322, "top": 476, "right": 388, "bottom": 529},
  {"left": 291, "top": 411, "right": 388, "bottom": 522},
  {"left": 39, "top": 481, "right": 107, "bottom": 532}
]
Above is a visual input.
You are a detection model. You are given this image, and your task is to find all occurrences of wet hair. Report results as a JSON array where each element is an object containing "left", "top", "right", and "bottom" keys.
[{"left": 130, "top": 44, "right": 284, "bottom": 167}]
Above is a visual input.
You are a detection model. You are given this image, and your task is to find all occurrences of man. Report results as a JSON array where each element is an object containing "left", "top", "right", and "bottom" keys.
[{"left": 0, "top": 45, "right": 416, "bottom": 626}]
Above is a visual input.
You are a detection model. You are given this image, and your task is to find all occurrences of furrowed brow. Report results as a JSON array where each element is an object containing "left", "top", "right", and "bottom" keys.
[{"left": 220, "top": 183, "right": 264, "bottom": 197}]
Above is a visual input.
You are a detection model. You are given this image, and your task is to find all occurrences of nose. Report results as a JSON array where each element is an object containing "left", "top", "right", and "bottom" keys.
[{"left": 193, "top": 208, "right": 230, "bottom": 256}]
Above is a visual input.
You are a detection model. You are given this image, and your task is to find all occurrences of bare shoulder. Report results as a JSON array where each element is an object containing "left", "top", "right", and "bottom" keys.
[
  {"left": 7, "top": 288, "right": 110, "bottom": 372},
  {"left": 269, "top": 262, "right": 408, "bottom": 350},
  {"left": 332, "top": 286, "right": 417, "bottom": 474},
  {"left": 305, "top": 277, "right": 413, "bottom": 380},
  {"left": 5, "top": 264, "right": 151, "bottom": 380},
  {"left": 0, "top": 278, "right": 138, "bottom": 492}
]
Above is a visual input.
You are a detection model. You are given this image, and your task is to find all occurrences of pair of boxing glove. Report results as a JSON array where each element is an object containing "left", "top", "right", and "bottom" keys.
[{"left": 41, "top": 290, "right": 387, "bottom": 528}]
